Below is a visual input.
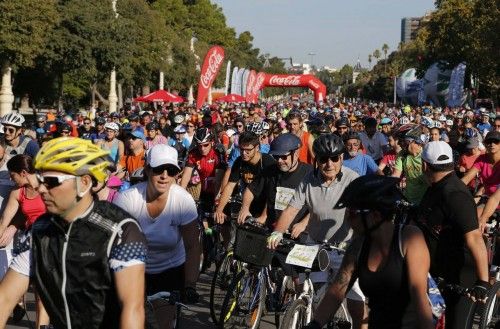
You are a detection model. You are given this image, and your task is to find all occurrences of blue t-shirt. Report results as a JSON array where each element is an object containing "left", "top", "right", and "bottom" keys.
[{"left": 343, "top": 152, "right": 379, "bottom": 176}]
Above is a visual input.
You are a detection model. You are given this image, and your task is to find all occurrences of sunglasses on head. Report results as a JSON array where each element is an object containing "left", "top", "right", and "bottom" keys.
[
  {"left": 318, "top": 155, "right": 341, "bottom": 164},
  {"left": 272, "top": 152, "right": 291, "bottom": 161},
  {"left": 36, "top": 173, "right": 76, "bottom": 189},
  {"left": 151, "top": 164, "right": 179, "bottom": 176}
]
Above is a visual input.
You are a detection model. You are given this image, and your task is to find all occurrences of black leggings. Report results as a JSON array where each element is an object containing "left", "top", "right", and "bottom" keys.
[{"left": 145, "top": 264, "right": 185, "bottom": 296}]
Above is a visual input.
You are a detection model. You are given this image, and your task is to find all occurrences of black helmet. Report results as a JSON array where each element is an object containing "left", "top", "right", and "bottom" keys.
[
  {"left": 363, "top": 117, "right": 377, "bottom": 127},
  {"left": 95, "top": 117, "right": 106, "bottom": 125},
  {"left": 316, "top": 124, "right": 331, "bottom": 135},
  {"left": 146, "top": 121, "right": 160, "bottom": 131},
  {"left": 269, "top": 133, "right": 301, "bottom": 156},
  {"left": 313, "top": 133, "right": 345, "bottom": 158},
  {"left": 335, "top": 175, "right": 405, "bottom": 212},
  {"left": 58, "top": 122, "right": 72, "bottom": 133},
  {"left": 128, "top": 114, "right": 139, "bottom": 122},
  {"left": 335, "top": 117, "right": 350, "bottom": 128},
  {"left": 343, "top": 131, "right": 360, "bottom": 142},
  {"left": 194, "top": 127, "right": 213, "bottom": 143}
]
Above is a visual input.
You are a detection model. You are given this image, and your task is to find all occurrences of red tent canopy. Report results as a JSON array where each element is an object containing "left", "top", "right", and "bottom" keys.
[
  {"left": 216, "top": 93, "right": 246, "bottom": 103},
  {"left": 134, "top": 90, "right": 184, "bottom": 103}
]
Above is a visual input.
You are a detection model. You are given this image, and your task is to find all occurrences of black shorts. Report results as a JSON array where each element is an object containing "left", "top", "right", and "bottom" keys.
[{"left": 145, "top": 264, "right": 185, "bottom": 296}]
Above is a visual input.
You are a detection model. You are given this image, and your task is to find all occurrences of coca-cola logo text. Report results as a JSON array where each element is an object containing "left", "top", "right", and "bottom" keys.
[
  {"left": 269, "top": 75, "right": 301, "bottom": 86},
  {"left": 246, "top": 74, "right": 256, "bottom": 97},
  {"left": 252, "top": 73, "right": 265, "bottom": 93},
  {"left": 200, "top": 50, "right": 224, "bottom": 89},
  {"left": 309, "top": 80, "right": 320, "bottom": 89}
]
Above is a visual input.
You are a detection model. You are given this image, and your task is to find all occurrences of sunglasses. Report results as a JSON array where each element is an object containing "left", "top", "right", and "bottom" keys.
[
  {"left": 318, "top": 155, "right": 341, "bottom": 164},
  {"left": 84, "top": 122, "right": 91, "bottom": 125},
  {"left": 4, "top": 127, "right": 17, "bottom": 134},
  {"left": 36, "top": 173, "right": 75, "bottom": 189},
  {"left": 151, "top": 165, "right": 179, "bottom": 176},
  {"left": 272, "top": 152, "right": 290, "bottom": 161},
  {"left": 187, "top": 125, "right": 195, "bottom": 128},
  {"left": 236, "top": 124, "right": 244, "bottom": 128},
  {"left": 239, "top": 146, "right": 256, "bottom": 153},
  {"left": 485, "top": 140, "right": 500, "bottom": 145},
  {"left": 346, "top": 142, "right": 359, "bottom": 147},
  {"left": 198, "top": 143, "right": 211, "bottom": 148}
]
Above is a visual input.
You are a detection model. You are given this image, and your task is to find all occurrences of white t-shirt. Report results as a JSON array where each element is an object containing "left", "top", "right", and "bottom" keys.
[{"left": 114, "top": 182, "right": 197, "bottom": 274}]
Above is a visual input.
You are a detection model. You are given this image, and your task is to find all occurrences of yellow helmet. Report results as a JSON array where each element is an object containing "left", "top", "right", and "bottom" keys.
[{"left": 34, "top": 137, "right": 111, "bottom": 182}]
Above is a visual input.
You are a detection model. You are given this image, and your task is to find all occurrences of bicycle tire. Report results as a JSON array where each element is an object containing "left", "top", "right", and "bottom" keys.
[
  {"left": 274, "top": 274, "right": 296, "bottom": 329},
  {"left": 210, "top": 250, "right": 240, "bottom": 325},
  {"left": 327, "top": 301, "right": 351, "bottom": 329},
  {"left": 280, "top": 298, "right": 309, "bottom": 329},
  {"left": 480, "top": 281, "right": 500, "bottom": 329},
  {"left": 219, "top": 268, "right": 265, "bottom": 329}
]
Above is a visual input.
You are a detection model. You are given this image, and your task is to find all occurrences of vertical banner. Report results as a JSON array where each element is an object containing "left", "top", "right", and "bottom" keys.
[
  {"left": 245, "top": 70, "right": 257, "bottom": 103},
  {"left": 241, "top": 69, "right": 250, "bottom": 97},
  {"left": 196, "top": 46, "right": 225, "bottom": 109},
  {"left": 251, "top": 72, "right": 266, "bottom": 103},
  {"left": 447, "top": 62, "right": 466, "bottom": 107},
  {"left": 224, "top": 60, "right": 231, "bottom": 96},
  {"left": 236, "top": 68, "right": 246, "bottom": 96},
  {"left": 231, "top": 67, "right": 239, "bottom": 95}
]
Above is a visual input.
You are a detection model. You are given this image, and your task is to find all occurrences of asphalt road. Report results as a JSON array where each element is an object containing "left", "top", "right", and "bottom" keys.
[{"left": 6, "top": 265, "right": 278, "bottom": 329}]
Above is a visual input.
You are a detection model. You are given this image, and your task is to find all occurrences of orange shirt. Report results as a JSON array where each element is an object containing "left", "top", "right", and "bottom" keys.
[
  {"left": 298, "top": 131, "right": 313, "bottom": 164},
  {"left": 119, "top": 150, "right": 145, "bottom": 175}
]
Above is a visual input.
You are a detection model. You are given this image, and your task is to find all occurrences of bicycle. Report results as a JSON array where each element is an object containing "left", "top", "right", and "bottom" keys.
[
  {"left": 279, "top": 240, "right": 351, "bottom": 329},
  {"left": 197, "top": 201, "right": 225, "bottom": 274}
]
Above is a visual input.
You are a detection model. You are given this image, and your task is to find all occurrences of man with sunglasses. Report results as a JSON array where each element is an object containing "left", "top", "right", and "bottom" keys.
[
  {"left": 214, "top": 131, "right": 275, "bottom": 224},
  {"left": 0, "top": 113, "right": 39, "bottom": 159},
  {"left": 238, "top": 133, "right": 312, "bottom": 231},
  {"left": 77, "top": 116, "right": 96, "bottom": 140},
  {"left": 0, "top": 137, "right": 147, "bottom": 329},
  {"left": 116, "top": 131, "right": 146, "bottom": 180},
  {"left": 267, "top": 133, "right": 367, "bottom": 329}
]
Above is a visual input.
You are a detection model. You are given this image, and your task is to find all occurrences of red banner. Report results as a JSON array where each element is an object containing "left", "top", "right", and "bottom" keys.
[
  {"left": 245, "top": 70, "right": 256, "bottom": 103},
  {"left": 251, "top": 72, "right": 266, "bottom": 103},
  {"left": 196, "top": 46, "right": 225, "bottom": 109},
  {"left": 259, "top": 74, "right": 326, "bottom": 103}
]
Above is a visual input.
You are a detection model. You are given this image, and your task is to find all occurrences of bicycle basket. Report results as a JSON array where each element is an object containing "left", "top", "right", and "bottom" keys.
[{"left": 233, "top": 224, "right": 273, "bottom": 267}]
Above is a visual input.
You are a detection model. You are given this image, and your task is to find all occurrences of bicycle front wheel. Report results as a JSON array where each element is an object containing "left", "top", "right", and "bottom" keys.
[
  {"left": 210, "top": 250, "right": 240, "bottom": 325},
  {"left": 327, "top": 301, "right": 351, "bottom": 329},
  {"left": 219, "top": 269, "right": 265, "bottom": 329},
  {"left": 480, "top": 281, "right": 500, "bottom": 329},
  {"left": 280, "top": 298, "right": 310, "bottom": 329}
]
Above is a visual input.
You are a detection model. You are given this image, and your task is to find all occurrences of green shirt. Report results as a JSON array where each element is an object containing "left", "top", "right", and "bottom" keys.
[{"left": 395, "top": 151, "right": 429, "bottom": 205}]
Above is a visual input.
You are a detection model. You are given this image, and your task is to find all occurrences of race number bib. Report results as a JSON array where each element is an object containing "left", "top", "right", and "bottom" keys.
[
  {"left": 275, "top": 186, "right": 295, "bottom": 211},
  {"left": 285, "top": 244, "right": 320, "bottom": 268}
]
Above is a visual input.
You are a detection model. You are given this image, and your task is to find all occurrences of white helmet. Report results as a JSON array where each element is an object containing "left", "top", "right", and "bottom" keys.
[
  {"left": 1, "top": 112, "right": 25, "bottom": 127},
  {"left": 104, "top": 122, "right": 120, "bottom": 131},
  {"left": 174, "top": 114, "right": 184, "bottom": 124},
  {"left": 421, "top": 116, "right": 434, "bottom": 128},
  {"left": 433, "top": 121, "right": 442, "bottom": 129},
  {"left": 399, "top": 116, "right": 410, "bottom": 125},
  {"left": 438, "top": 115, "right": 447, "bottom": 122}
]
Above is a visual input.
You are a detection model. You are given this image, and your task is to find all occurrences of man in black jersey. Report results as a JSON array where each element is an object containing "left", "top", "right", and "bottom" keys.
[
  {"left": 238, "top": 133, "right": 312, "bottom": 230},
  {"left": 418, "top": 141, "right": 489, "bottom": 328}
]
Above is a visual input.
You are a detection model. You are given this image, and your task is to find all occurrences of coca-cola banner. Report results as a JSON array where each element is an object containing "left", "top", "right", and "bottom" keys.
[
  {"left": 251, "top": 72, "right": 266, "bottom": 103},
  {"left": 260, "top": 74, "right": 327, "bottom": 103},
  {"left": 245, "top": 70, "right": 256, "bottom": 103},
  {"left": 196, "top": 46, "right": 225, "bottom": 109}
]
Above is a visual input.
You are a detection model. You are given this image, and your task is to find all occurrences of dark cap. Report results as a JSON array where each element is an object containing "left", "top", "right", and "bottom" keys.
[
  {"left": 484, "top": 131, "right": 500, "bottom": 143},
  {"left": 465, "top": 137, "right": 479, "bottom": 149}
]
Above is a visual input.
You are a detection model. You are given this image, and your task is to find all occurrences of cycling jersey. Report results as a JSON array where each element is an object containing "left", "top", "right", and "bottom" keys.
[
  {"left": 395, "top": 151, "right": 428, "bottom": 205},
  {"left": 10, "top": 201, "right": 147, "bottom": 329},
  {"left": 186, "top": 148, "right": 225, "bottom": 194},
  {"left": 472, "top": 154, "right": 500, "bottom": 196}
]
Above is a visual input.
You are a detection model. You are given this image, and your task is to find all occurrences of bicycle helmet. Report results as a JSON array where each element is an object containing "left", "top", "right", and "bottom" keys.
[
  {"left": 312, "top": 133, "right": 345, "bottom": 158},
  {"left": 404, "top": 126, "right": 426, "bottom": 144},
  {"left": 380, "top": 118, "right": 392, "bottom": 125},
  {"left": 343, "top": 131, "right": 361, "bottom": 142},
  {"left": 269, "top": 133, "right": 301, "bottom": 156},
  {"left": 34, "top": 137, "right": 111, "bottom": 182},
  {"left": 421, "top": 116, "right": 434, "bottom": 128},
  {"left": 1, "top": 112, "right": 25, "bottom": 127},
  {"left": 316, "top": 124, "right": 331, "bottom": 135},
  {"left": 174, "top": 125, "right": 186, "bottom": 134},
  {"left": 438, "top": 115, "right": 447, "bottom": 122},
  {"left": 104, "top": 122, "right": 119, "bottom": 131},
  {"left": 146, "top": 121, "right": 160, "bottom": 131},
  {"left": 121, "top": 123, "right": 132, "bottom": 132},
  {"left": 194, "top": 127, "right": 213, "bottom": 143},
  {"left": 335, "top": 117, "right": 350, "bottom": 128},
  {"left": 128, "top": 114, "right": 139, "bottom": 122},
  {"left": 464, "top": 127, "right": 478, "bottom": 139},
  {"left": 398, "top": 116, "right": 410, "bottom": 125},
  {"left": 261, "top": 121, "right": 270, "bottom": 131},
  {"left": 58, "top": 122, "right": 72, "bottom": 133},
  {"left": 246, "top": 122, "right": 264, "bottom": 136},
  {"left": 95, "top": 117, "right": 106, "bottom": 125},
  {"left": 174, "top": 114, "right": 185, "bottom": 124},
  {"left": 433, "top": 121, "right": 442, "bottom": 129},
  {"left": 335, "top": 175, "right": 405, "bottom": 212}
]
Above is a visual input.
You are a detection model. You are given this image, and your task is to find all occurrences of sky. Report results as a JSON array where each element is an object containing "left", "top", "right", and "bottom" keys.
[{"left": 211, "top": 0, "right": 435, "bottom": 69}]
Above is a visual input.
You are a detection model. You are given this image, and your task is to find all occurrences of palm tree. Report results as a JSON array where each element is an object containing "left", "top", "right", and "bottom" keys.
[
  {"left": 372, "top": 49, "right": 381, "bottom": 69},
  {"left": 382, "top": 44, "right": 389, "bottom": 74},
  {"left": 368, "top": 54, "right": 372, "bottom": 69}
]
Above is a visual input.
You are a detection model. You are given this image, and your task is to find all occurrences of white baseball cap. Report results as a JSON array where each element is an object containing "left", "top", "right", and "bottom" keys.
[
  {"left": 422, "top": 141, "right": 453, "bottom": 165},
  {"left": 146, "top": 144, "right": 180, "bottom": 169},
  {"left": 104, "top": 122, "right": 120, "bottom": 131}
]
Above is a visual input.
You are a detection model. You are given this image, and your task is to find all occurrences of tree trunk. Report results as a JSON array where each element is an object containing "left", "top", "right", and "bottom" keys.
[
  {"left": 58, "top": 71, "right": 64, "bottom": 112},
  {"left": 94, "top": 86, "right": 110, "bottom": 106}
]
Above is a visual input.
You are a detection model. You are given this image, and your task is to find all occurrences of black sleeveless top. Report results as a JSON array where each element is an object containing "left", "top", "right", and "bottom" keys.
[{"left": 358, "top": 225, "right": 417, "bottom": 329}]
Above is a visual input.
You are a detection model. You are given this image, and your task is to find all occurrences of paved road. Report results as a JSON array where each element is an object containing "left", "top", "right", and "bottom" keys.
[{"left": 7, "top": 266, "right": 278, "bottom": 329}]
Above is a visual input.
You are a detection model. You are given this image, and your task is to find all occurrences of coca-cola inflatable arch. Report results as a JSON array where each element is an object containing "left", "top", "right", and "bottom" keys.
[{"left": 259, "top": 74, "right": 327, "bottom": 103}]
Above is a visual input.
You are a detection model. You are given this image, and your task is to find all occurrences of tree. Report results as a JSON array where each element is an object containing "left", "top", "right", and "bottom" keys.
[
  {"left": 372, "top": 49, "right": 381, "bottom": 64},
  {"left": 382, "top": 43, "right": 389, "bottom": 74},
  {"left": 368, "top": 54, "right": 372, "bottom": 69}
]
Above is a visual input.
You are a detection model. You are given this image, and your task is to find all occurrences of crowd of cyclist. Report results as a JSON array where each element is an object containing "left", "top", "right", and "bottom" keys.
[{"left": 0, "top": 98, "right": 497, "bottom": 329}]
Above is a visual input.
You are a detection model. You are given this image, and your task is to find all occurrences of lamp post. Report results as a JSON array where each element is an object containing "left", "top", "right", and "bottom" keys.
[{"left": 108, "top": 0, "right": 118, "bottom": 113}]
